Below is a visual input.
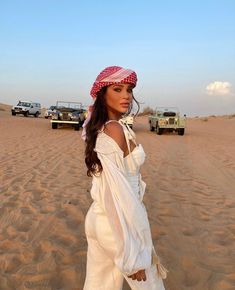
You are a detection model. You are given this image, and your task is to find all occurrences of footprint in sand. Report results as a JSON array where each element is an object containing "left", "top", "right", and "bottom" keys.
[
  {"left": 198, "top": 211, "right": 211, "bottom": 222},
  {"left": 26, "top": 216, "right": 56, "bottom": 246},
  {"left": 0, "top": 208, "right": 32, "bottom": 232},
  {"left": 37, "top": 255, "right": 57, "bottom": 274},
  {"left": 17, "top": 264, "right": 38, "bottom": 275},
  {"left": 214, "top": 230, "right": 233, "bottom": 247},
  {"left": 24, "top": 279, "right": 51, "bottom": 289},
  {"left": 182, "top": 228, "right": 195, "bottom": 237}
]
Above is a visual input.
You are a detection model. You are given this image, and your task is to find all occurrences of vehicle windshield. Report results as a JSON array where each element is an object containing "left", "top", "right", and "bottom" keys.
[
  {"left": 49, "top": 106, "right": 56, "bottom": 110},
  {"left": 17, "top": 101, "right": 31, "bottom": 107},
  {"left": 56, "top": 102, "right": 82, "bottom": 110},
  {"left": 156, "top": 107, "right": 179, "bottom": 116}
]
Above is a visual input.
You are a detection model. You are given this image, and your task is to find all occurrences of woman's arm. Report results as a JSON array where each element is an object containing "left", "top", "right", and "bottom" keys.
[
  {"left": 94, "top": 124, "right": 153, "bottom": 277},
  {"left": 104, "top": 122, "right": 147, "bottom": 281}
]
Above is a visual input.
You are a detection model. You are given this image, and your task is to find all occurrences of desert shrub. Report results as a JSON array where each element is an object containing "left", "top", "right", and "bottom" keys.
[
  {"left": 228, "top": 114, "right": 235, "bottom": 119},
  {"left": 201, "top": 117, "right": 208, "bottom": 122},
  {"left": 138, "top": 106, "right": 155, "bottom": 116}
]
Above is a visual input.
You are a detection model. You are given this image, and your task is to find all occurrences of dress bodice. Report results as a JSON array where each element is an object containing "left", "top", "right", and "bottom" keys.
[
  {"left": 124, "top": 143, "right": 146, "bottom": 175},
  {"left": 94, "top": 119, "right": 146, "bottom": 201},
  {"left": 100, "top": 119, "right": 146, "bottom": 175}
]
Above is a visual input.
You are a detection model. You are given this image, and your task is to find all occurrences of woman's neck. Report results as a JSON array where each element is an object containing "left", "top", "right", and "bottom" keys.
[{"left": 108, "top": 111, "right": 122, "bottom": 121}]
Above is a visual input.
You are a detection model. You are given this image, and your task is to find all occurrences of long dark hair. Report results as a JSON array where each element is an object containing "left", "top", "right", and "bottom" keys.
[{"left": 85, "top": 86, "right": 140, "bottom": 177}]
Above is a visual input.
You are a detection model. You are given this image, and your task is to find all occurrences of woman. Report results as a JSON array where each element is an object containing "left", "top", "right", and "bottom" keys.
[{"left": 83, "top": 66, "right": 167, "bottom": 290}]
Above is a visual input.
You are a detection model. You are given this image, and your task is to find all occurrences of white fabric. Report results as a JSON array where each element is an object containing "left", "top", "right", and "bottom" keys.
[
  {"left": 84, "top": 121, "right": 165, "bottom": 289},
  {"left": 99, "top": 68, "right": 134, "bottom": 82}
]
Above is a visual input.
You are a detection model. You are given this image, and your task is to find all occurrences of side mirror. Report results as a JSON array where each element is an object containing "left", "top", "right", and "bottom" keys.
[{"left": 184, "top": 114, "right": 186, "bottom": 117}]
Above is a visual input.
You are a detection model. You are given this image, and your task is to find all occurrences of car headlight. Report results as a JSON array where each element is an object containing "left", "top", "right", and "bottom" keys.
[{"left": 52, "top": 113, "right": 58, "bottom": 120}]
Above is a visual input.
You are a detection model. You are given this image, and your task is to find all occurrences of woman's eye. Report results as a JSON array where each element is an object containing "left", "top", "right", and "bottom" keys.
[{"left": 114, "top": 88, "right": 121, "bottom": 92}]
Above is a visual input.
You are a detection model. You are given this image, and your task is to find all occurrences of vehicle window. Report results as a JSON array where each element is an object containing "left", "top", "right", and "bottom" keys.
[{"left": 17, "top": 102, "right": 31, "bottom": 107}]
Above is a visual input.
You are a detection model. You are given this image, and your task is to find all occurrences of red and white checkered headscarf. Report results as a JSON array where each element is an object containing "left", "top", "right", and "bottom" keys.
[
  {"left": 82, "top": 66, "right": 137, "bottom": 140},
  {"left": 90, "top": 66, "right": 137, "bottom": 99}
]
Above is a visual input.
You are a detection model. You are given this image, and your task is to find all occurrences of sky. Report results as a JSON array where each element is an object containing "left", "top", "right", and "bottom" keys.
[{"left": 0, "top": 0, "right": 235, "bottom": 116}]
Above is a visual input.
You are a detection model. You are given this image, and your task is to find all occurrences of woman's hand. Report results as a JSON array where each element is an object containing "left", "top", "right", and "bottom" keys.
[{"left": 128, "top": 269, "right": 146, "bottom": 281}]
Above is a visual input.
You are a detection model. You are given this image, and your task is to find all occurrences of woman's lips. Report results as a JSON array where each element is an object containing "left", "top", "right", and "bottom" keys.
[{"left": 120, "top": 103, "right": 129, "bottom": 108}]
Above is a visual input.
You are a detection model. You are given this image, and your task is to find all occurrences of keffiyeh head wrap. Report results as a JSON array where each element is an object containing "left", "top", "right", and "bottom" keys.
[
  {"left": 90, "top": 66, "right": 137, "bottom": 99},
  {"left": 82, "top": 66, "right": 137, "bottom": 140}
]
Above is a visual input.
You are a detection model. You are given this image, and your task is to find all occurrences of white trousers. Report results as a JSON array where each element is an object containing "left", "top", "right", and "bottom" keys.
[{"left": 83, "top": 203, "right": 165, "bottom": 290}]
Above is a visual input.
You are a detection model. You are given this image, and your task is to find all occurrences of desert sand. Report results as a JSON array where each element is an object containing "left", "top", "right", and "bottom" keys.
[{"left": 0, "top": 105, "right": 235, "bottom": 290}]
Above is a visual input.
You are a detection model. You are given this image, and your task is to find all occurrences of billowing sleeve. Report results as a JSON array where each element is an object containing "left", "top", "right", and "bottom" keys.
[{"left": 94, "top": 136, "right": 153, "bottom": 275}]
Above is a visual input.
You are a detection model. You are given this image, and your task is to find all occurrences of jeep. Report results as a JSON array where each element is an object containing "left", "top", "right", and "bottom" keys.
[
  {"left": 51, "top": 101, "right": 86, "bottom": 130},
  {"left": 11, "top": 101, "right": 41, "bottom": 117},
  {"left": 149, "top": 107, "right": 186, "bottom": 135}
]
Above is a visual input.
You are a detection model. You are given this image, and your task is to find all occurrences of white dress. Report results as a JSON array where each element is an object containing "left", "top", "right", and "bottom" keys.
[{"left": 83, "top": 120, "right": 166, "bottom": 290}]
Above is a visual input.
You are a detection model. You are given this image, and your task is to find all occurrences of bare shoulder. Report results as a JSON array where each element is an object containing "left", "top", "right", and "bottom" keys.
[{"left": 103, "top": 121, "right": 127, "bottom": 153}]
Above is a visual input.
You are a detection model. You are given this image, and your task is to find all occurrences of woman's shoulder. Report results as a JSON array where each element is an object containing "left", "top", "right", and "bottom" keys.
[
  {"left": 104, "top": 121, "right": 126, "bottom": 150},
  {"left": 95, "top": 120, "right": 126, "bottom": 155}
]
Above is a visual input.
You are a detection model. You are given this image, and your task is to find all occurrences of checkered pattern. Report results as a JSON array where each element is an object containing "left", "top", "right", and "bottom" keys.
[{"left": 90, "top": 66, "right": 137, "bottom": 99}]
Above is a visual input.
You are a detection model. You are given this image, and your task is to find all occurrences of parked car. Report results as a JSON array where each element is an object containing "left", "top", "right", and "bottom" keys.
[
  {"left": 11, "top": 101, "right": 41, "bottom": 117},
  {"left": 44, "top": 105, "right": 57, "bottom": 119},
  {"left": 121, "top": 113, "right": 134, "bottom": 129},
  {"left": 148, "top": 107, "right": 186, "bottom": 135},
  {"left": 51, "top": 101, "right": 86, "bottom": 130}
]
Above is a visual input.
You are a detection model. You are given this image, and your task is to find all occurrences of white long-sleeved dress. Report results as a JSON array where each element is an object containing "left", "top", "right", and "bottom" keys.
[{"left": 84, "top": 121, "right": 166, "bottom": 290}]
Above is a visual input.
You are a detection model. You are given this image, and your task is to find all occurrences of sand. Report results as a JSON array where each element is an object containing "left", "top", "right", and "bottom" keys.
[{"left": 0, "top": 106, "right": 235, "bottom": 290}]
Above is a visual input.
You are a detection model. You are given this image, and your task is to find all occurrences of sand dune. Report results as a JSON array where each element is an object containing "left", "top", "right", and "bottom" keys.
[{"left": 0, "top": 110, "right": 235, "bottom": 290}]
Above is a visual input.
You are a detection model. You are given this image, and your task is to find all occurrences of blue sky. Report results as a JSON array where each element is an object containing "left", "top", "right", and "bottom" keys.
[{"left": 1, "top": 0, "right": 235, "bottom": 116}]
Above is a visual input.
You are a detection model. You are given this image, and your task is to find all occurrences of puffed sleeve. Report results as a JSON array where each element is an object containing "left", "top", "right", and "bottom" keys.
[{"left": 94, "top": 135, "right": 153, "bottom": 275}]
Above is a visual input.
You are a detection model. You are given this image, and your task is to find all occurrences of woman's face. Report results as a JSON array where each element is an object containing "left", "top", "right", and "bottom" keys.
[{"left": 105, "top": 83, "right": 134, "bottom": 118}]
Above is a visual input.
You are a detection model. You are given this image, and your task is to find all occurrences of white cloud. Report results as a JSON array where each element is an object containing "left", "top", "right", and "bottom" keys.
[{"left": 206, "top": 81, "right": 232, "bottom": 96}]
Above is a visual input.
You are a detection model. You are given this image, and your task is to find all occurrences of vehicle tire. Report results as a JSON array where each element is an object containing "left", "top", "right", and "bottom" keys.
[
  {"left": 45, "top": 116, "right": 48, "bottom": 119},
  {"left": 150, "top": 125, "right": 154, "bottom": 131},
  {"left": 24, "top": 111, "right": 29, "bottom": 117},
  {"left": 79, "top": 119, "right": 84, "bottom": 127},
  {"left": 12, "top": 111, "right": 16, "bottom": 116},
  {"left": 34, "top": 111, "right": 39, "bottom": 118},
  {"left": 178, "top": 128, "right": 185, "bottom": 136},
  {"left": 74, "top": 124, "right": 80, "bottom": 131},
  {"left": 52, "top": 123, "right": 58, "bottom": 129},
  {"left": 156, "top": 126, "right": 163, "bottom": 135}
]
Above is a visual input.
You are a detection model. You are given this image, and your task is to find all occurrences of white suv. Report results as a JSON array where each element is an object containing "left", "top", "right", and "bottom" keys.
[{"left": 12, "top": 101, "right": 41, "bottom": 117}]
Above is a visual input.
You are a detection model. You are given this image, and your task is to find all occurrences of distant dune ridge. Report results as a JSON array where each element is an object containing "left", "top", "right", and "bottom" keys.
[
  {"left": 0, "top": 105, "right": 235, "bottom": 290},
  {"left": 0, "top": 103, "right": 12, "bottom": 111}
]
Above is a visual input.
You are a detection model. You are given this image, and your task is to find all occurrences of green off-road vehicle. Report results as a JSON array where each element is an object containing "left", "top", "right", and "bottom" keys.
[
  {"left": 50, "top": 101, "right": 86, "bottom": 130},
  {"left": 148, "top": 107, "right": 186, "bottom": 135}
]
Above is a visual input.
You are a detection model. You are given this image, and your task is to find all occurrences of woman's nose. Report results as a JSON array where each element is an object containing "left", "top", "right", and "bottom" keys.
[{"left": 123, "top": 90, "right": 131, "bottom": 99}]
